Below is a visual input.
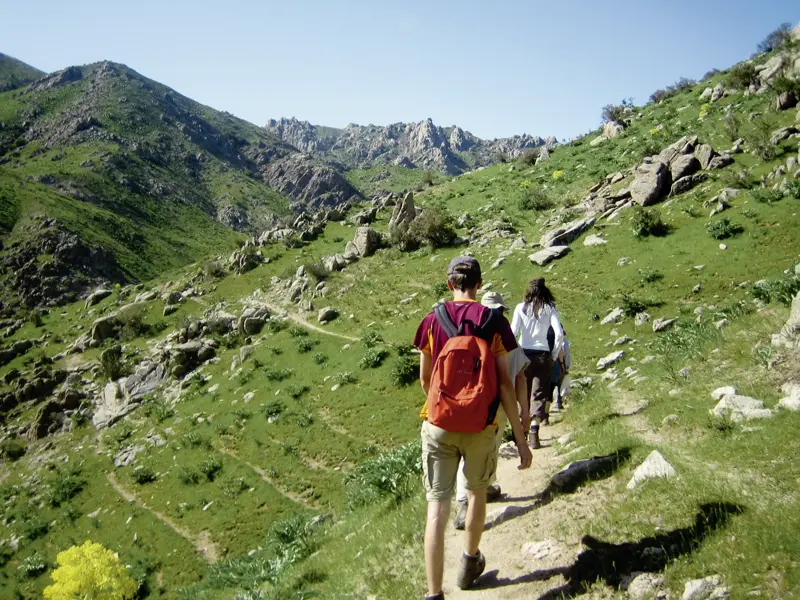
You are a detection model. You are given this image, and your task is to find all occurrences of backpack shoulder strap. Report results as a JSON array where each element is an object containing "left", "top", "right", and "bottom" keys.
[
  {"left": 434, "top": 304, "right": 459, "bottom": 339},
  {"left": 477, "top": 308, "right": 500, "bottom": 342}
]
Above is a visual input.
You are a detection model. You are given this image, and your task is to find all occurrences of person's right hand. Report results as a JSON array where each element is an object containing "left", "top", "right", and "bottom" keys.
[{"left": 517, "top": 441, "right": 532, "bottom": 470}]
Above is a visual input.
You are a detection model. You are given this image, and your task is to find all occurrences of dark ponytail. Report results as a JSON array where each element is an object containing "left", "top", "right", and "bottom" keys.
[{"left": 523, "top": 277, "right": 555, "bottom": 318}]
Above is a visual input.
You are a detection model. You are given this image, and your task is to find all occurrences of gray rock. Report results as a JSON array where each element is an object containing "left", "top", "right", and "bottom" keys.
[
  {"left": 603, "top": 121, "right": 625, "bottom": 139},
  {"left": 389, "top": 192, "right": 416, "bottom": 232},
  {"left": 321, "top": 254, "right": 348, "bottom": 272},
  {"left": 207, "top": 311, "right": 237, "bottom": 335},
  {"left": 627, "top": 450, "right": 676, "bottom": 489},
  {"left": 711, "top": 395, "right": 773, "bottom": 422},
  {"left": 670, "top": 154, "right": 700, "bottom": 181},
  {"left": 93, "top": 382, "right": 138, "bottom": 429},
  {"left": 528, "top": 245, "right": 570, "bottom": 266},
  {"left": 597, "top": 351, "right": 624, "bottom": 370},
  {"left": 772, "top": 290, "right": 800, "bottom": 349},
  {"left": 682, "top": 575, "right": 727, "bottom": 600},
  {"left": 694, "top": 144, "right": 715, "bottom": 170},
  {"left": 634, "top": 312, "right": 651, "bottom": 326},
  {"left": 777, "top": 91, "right": 798, "bottom": 111},
  {"left": 242, "top": 317, "right": 265, "bottom": 335},
  {"left": 661, "top": 414, "right": 680, "bottom": 426},
  {"left": 652, "top": 317, "right": 677, "bottom": 332},
  {"left": 114, "top": 445, "right": 144, "bottom": 468},
  {"left": 627, "top": 573, "right": 664, "bottom": 600},
  {"left": 613, "top": 336, "right": 632, "bottom": 346},
  {"left": 84, "top": 288, "right": 112, "bottom": 308},
  {"left": 708, "top": 154, "right": 733, "bottom": 170},
  {"left": 317, "top": 306, "right": 339, "bottom": 323},
  {"left": 698, "top": 87, "right": 713, "bottom": 100},
  {"left": 711, "top": 386, "right": 736, "bottom": 400},
  {"left": 777, "top": 382, "right": 800, "bottom": 411},
  {"left": 710, "top": 83, "right": 724, "bottom": 103},
  {"left": 353, "top": 227, "right": 381, "bottom": 257},
  {"left": 618, "top": 257, "right": 631, "bottom": 266},
  {"left": 670, "top": 173, "right": 706, "bottom": 196},
  {"left": 540, "top": 217, "right": 595, "bottom": 247},
  {"left": 631, "top": 158, "right": 669, "bottom": 206},
  {"left": 123, "top": 362, "right": 166, "bottom": 401},
  {"left": 601, "top": 307, "right": 625, "bottom": 325},
  {"left": 163, "top": 305, "right": 179, "bottom": 317},
  {"left": 770, "top": 126, "right": 798, "bottom": 146},
  {"left": 583, "top": 233, "right": 608, "bottom": 246}
]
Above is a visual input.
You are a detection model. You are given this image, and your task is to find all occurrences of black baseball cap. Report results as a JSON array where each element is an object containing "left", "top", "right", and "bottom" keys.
[{"left": 447, "top": 255, "right": 481, "bottom": 278}]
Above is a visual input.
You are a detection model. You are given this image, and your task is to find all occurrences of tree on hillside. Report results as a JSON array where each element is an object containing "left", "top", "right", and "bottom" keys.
[
  {"left": 601, "top": 98, "right": 634, "bottom": 124},
  {"left": 43, "top": 541, "right": 137, "bottom": 600},
  {"left": 757, "top": 22, "right": 792, "bottom": 53}
]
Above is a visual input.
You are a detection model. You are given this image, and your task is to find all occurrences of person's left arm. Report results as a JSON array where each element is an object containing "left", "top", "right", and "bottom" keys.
[{"left": 420, "top": 352, "right": 432, "bottom": 395}]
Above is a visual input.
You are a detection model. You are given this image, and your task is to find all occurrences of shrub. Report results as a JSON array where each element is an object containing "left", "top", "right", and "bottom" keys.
[
  {"left": 430, "top": 281, "right": 449, "bottom": 298},
  {"left": 517, "top": 148, "right": 540, "bottom": 166},
  {"left": 287, "top": 325, "right": 308, "bottom": 338},
  {"left": 649, "top": 89, "right": 669, "bottom": 104},
  {"left": 295, "top": 338, "right": 319, "bottom": 354},
  {"left": 702, "top": 68, "right": 721, "bottom": 80},
  {"left": 264, "top": 368, "right": 292, "bottom": 381},
  {"left": 360, "top": 347, "right": 389, "bottom": 369},
  {"left": 183, "top": 431, "right": 208, "bottom": 448},
  {"left": 263, "top": 400, "right": 285, "bottom": 419},
  {"left": 311, "top": 352, "right": 328, "bottom": 365},
  {"left": 751, "top": 276, "right": 800, "bottom": 306},
  {"left": 47, "top": 469, "right": 86, "bottom": 507},
  {"left": 651, "top": 77, "right": 696, "bottom": 103},
  {"left": 722, "top": 111, "right": 741, "bottom": 142},
  {"left": 393, "top": 342, "right": 416, "bottom": 356},
  {"left": 43, "top": 541, "right": 137, "bottom": 600},
  {"left": 199, "top": 456, "right": 223, "bottom": 481},
  {"left": 220, "top": 476, "right": 249, "bottom": 498},
  {"left": 19, "top": 551, "right": 47, "bottom": 578},
  {"left": 117, "top": 304, "right": 149, "bottom": 342},
  {"left": 757, "top": 22, "right": 792, "bottom": 53},
  {"left": 741, "top": 208, "right": 759, "bottom": 219},
  {"left": 391, "top": 355, "right": 418, "bottom": 387},
  {"left": 204, "top": 259, "right": 227, "bottom": 280},
  {"left": 601, "top": 98, "right": 633, "bottom": 123},
  {"left": 620, "top": 294, "right": 649, "bottom": 317},
  {"left": 304, "top": 262, "right": 330, "bottom": 283},
  {"left": 142, "top": 400, "right": 174, "bottom": 422},
  {"left": 131, "top": 465, "right": 156, "bottom": 485},
  {"left": 361, "top": 330, "right": 384, "bottom": 348},
  {"left": 787, "top": 179, "right": 800, "bottom": 199},
  {"left": 264, "top": 318, "right": 287, "bottom": 334},
  {"left": 770, "top": 75, "right": 800, "bottom": 97},
  {"left": 403, "top": 206, "right": 457, "bottom": 249},
  {"left": 638, "top": 268, "right": 663, "bottom": 284},
  {"left": 177, "top": 467, "right": 201, "bottom": 485},
  {"left": 495, "top": 151, "right": 509, "bottom": 163},
  {"left": 285, "top": 384, "right": 309, "bottom": 399},
  {"left": 0, "top": 437, "right": 26, "bottom": 461},
  {"left": 750, "top": 188, "right": 783, "bottom": 205},
  {"left": 232, "top": 407, "right": 253, "bottom": 421},
  {"left": 706, "top": 217, "right": 744, "bottom": 239},
  {"left": 681, "top": 205, "right": 700, "bottom": 218},
  {"left": 332, "top": 372, "right": 357, "bottom": 386},
  {"left": 345, "top": 441, "right": 422, "bottom": 509},
  {"left": 726, "top": 63, "right": 759, "bottom": 90},
  {"left": 631, "top": 207, "right": 669, "bottom": 237},
  {"left": 24, "top": 517, "right": 50, "bottom": 541},
  {"left": 748, "top": 117, "right": 778, "bottom": 161},
  {"left": 518, "top": 188, "right": 554, "bottom": 211}
]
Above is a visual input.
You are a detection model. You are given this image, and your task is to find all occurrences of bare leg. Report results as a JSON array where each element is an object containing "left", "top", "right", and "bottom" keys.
[
  {"left": 425, "top": 500, "right": 451, "bottom": 595},
  {"left": 464, "top": 488, "right": 487, "bottom": 555}
]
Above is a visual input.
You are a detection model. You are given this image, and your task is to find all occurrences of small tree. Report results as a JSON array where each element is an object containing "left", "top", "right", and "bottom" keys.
[
  {"left": 43, "top": 541, "right": 137, "bottom": 600},
  {"left": 757, "top": 22, "right": 792, "bottom": 53},
  {"left": 601, "top": 98, "right": 634, "bottom": 124}
]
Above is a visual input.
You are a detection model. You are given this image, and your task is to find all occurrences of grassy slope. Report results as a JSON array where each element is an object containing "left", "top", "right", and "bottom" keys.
[
  {"left": 1, "top": 51, "right": 800, "bottom": 598},
  {"left": 344, "top": 165, "right": 448, "bottom": 196},
  {"left": 0, "top": 53, "right": 44, "bottom": 91}
]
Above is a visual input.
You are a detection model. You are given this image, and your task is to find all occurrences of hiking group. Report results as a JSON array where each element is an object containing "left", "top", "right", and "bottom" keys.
[{"left": 413, "top": 256, "right": 570, "bottom": 599}]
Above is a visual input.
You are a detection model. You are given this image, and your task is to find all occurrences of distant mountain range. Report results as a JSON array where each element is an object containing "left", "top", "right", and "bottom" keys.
[{"left": 266, "top": 117, "right": 557, "bottom": 175}]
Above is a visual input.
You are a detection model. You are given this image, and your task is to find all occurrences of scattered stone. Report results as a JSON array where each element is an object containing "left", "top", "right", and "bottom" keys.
[
  {"left": 597, "top": 351, "right": 624, "bottom": 370},
  {"left": 601, "top": 307, "right": 625, "bottom": 325},
  {"left": 163, "top": 305, "right": 179, "bottom": 317},
  {"left": 583, "top": 233, "right": 608, "bottom": 246},
  {"left": 618, "top": 257, "right": 631, "bottom": 266},
  {"left": 528, "top": 245, "right": 570, "bottom": 266},
  {"left": 682, "top": 575, "right": 727, "bottom": 600},
  {"left": 540, "top": 217, "right": 595, "bottom": 247},
  {"left": 640, "top": 355, "right": 656, "bottom": 364},
  {"left": 661, "top": 414, "right": 680, "bottom": 426},
  {"left": 711, "top": 395, "right": 773, "bottom": 422},
  {"left": 719, "top": 243, "right": 727, "bottom": 250},
  {"left": 627, "top": 450, "right": 676, "bottom": 489},
  {"left": 711, "top": 386, "right": 737, "bottom": 400},
  {"left": 557, "top": 433, "right": 574, "bottom": 446},
  {"left": 634, "top": 312, "right": 651, "bottom": 327},
  {"left": 777, "top": 382, "right": 800, "bottom": 411},
  {"left": 652, "top": 317, "right": 677, "bottom": 332},
  {"left": 714, "top": 318, "right": 728, "bottom": 329},
  {"left": 318, "top": 306, "right": 339, "bottom": 323},
  {"left": 614, "top": 336, "right": 632, "bottom": 346},
  {"left": 627, "top": 572, "right": 665, "bottom": 600},
  {"left": 771, "top": 289, "right": 800, "bottom": 349},
  {"left": 84, "top": 288, "right": 112, "bottom": 308}
]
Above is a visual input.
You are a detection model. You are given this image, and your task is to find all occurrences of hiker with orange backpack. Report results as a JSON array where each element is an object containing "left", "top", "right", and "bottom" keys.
[
  {"left": 413, "top": 256, "right": 532, "bottom": 600},
  {"left": 452, "top": 291, "right": 531, "bottom": 530}
]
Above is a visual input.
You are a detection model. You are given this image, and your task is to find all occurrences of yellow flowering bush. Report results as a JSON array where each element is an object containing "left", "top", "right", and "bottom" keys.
[
  {"left": 43, "top": 541, "right": 137, "bottom": 600},
  {"left": 698, "top": 103, "right": 711, "bottom": 119},
  {"left": 551, "top": 170, "right": 565, "bottom": 180}
]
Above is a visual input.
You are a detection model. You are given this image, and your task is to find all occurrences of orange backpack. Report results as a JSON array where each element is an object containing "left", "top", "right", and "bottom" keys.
[{"left": 426, "top": 305, "right": 501, "bottom": 433}]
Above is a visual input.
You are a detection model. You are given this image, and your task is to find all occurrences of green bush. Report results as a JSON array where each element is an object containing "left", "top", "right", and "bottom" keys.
[
  {"left": 288, "top": 325, "right": 308, "bottom": 338},
  {"left": 304, "top": 262, "right": 330, "bottom": 283},
  {"left": 430, "top": 281, "right": 449, "bottom": 298},
  {"left": 726, "top": 63, "right": 759, "bottom": 89},
  {"left": 264, "top": 318, "right": 287, "bottom": 333},
  {"left": 631, "top": 207, "right": 669, "bottom": 237},
  {"left": 263, "top": 401, "right": 285, "bottom": 419},
  {"left": 47, "top": 469, "right": 86, "bottom": 507},
  {"left": 345, "top": 441, "right": 422, "bottom": 509},
  {"left": 23, "top": 517, "right": 50, "bottom": 541},
  {"left": 517, "top": 148, "right": 540, "bottom": 166},
  {"left": 142, "top": 400, "right": 175, "bottom": 422},
  {"left": 405, "top": 206, "right": 457, "bottom": 249},
  {"left": 787, "top": 179, "right": 800, "bottom": 199},
  {"left": 183, "top": 431, "right": 208, "bottom": 448},
  {"left": 393, "top": 342, "right": 416, "bottom": 356},
  {"left": 706, "top": 217, "right": 744, "bottom": 239},
  {"left": 311, "top": 352, "right": 328, "bottom": 365},
  {"left": 751, "top": 276, "right": 800, "bottom": 306},
  {"left": 285, "top": 384, "right": 310, "bottom": 399},
  {"left": 0, "top": 437, "right": 26, "bottom": 461},
  {"left": 295, "top": 338, "right": 319, "bottom": 354},
  {"left": 757, "top": 22, "right": 792, "bottom": 53},
  {"left": 518, "top": 188, "right": 554, "bottom": 211},
  {"left": 264, "top": 368, "right": 292, "bottom": 382},
  {"left": 770, "top": 75, "right": 800, "bottom": 97},
  {"left": 204, "top": 259, "right": 227, "bottom": 280},
  {"left": 132, "top": 465, "right": 157, "bottom": 485},
  {"left": 748, "top": 118, "right": 778, "bottom": 161},
  {"left": 18, "top": 551, "right": 47, "bottom": 577},
  {"left": 362, "top": 330, "right": 384, "bottom": 348},
  {"left": 638, "top": 268, "right": 664, "bottom": 284},
  {"left": 220, "top": 476, "right": 249, "bottom": 498},
  {"left": 391, "top": 355, "right": 418, "bottom": 387},
  {"left": 620, "top": 293, "right": 649, "bottom": 317},
  {"left": 333, "top": 372, "right": 358, "bottom": 386},
  {"left": 360, "top": 347, "right": 389, "bottom": 369},
  {"left": 199, "top": 456, "right": 223, "bottom": 481},
  {"left": 117, "top": 304, "right": 149, "bottom": 342},
  {"left": 601, "top": 98, "right": 633, "bottom": 123},
  {"left": 751, "top": 188, "right": 783, "bottom": 205},
  {"left": 177, "top": 467, "right": 201, "bottom": 485}
]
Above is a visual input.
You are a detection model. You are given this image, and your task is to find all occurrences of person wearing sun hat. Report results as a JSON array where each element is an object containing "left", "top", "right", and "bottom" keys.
[{"left": 452, "top": 291, "right": 531, "bottom": 530}]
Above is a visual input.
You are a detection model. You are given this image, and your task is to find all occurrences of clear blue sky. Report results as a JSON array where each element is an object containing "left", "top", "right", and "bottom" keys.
[{"left": 2, "top": 0, "right": 797, "bottom": 140}]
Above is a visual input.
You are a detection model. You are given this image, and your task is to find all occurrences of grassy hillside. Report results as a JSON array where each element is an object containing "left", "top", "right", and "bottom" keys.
[
  {"left": 1, "top": 32, "right": 800, "bottom": 600},
  {"left": 0, "top": 53, "right": 44, "bottom": 92}
]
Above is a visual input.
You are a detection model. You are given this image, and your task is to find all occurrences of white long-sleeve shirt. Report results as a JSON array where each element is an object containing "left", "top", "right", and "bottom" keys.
[{"left": 510, "top": 302, "right": 563, "bottom": 359}]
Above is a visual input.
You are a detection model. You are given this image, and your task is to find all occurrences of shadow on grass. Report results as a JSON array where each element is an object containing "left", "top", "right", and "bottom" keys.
[
  {"left": 478, "top": 502, "right": 744, "bottom": 598},
  {"left": 485, "top": 448, "right": 631, "bottom": 530}
]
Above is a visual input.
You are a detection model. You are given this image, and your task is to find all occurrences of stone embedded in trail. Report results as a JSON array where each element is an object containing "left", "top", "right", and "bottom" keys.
[
  {"left": 528, "top": 245, "right": 570, "bottom": 266},
  {"left": 626, "top": 573, "right": 664, "bottom": 600},
  {"left": 711, "top": 386, "right": 737, "bottom": 400},
  {"left": 597, "top": 351, "right": 624, "bottom": 370},
  {"left": 601, "top": 307, "right": 625, "bottom": 325},
  {"left": 682, "top": 575, "right": 727, "bottom": 600},
  {"left": 521, "top": 539, "right": 565, "bottom": 560},
  {"left": 711, "top": 395, "right": 773, "bottom": 422},
  {"left": 626, "top": 450, "right": 676, "bottom": 489},
  {"left": 652, "top": 317, "right": 677, "bottom": 332}
]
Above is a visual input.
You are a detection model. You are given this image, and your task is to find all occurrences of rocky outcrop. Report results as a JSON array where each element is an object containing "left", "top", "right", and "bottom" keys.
[
  {"left": 631, "top": 158, "right": 669, "bottom": 206},
  {"left": 539, "top": 217, "right": 595, "bottom": 248},
  {"left": 389, "top": 192, "right": 416, "bottom": 232},
  {"left": 265, "top": 117, "right": 555, "bottom": 175},
  {"left": 528, "top": 246, "right": 570, "bottom": 266},
  {"left": 352, "top": 227, "right": 381, "bottom": 257},
  {"left": 772, "top": 290, "right": 800, "bottom": 349}
]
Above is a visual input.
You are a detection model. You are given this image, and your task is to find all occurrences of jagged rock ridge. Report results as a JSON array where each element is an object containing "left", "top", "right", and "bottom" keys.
[{"left": 265, "top": 117, "right": 557, "bottom": 175}]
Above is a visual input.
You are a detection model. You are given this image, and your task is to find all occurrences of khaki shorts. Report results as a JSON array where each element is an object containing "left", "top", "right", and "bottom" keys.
[{"left": 421, "top": 420, "right": 498, "bottom": 502}]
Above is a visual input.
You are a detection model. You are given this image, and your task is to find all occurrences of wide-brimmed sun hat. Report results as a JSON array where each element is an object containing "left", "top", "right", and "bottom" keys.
[{"left": 481, "top": 291, "right": 506, "bottom": 310}]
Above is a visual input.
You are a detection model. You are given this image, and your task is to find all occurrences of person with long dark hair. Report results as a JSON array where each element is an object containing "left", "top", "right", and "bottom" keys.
[{"left": 511, "top": 278, "right": 563, "bottom": 449}]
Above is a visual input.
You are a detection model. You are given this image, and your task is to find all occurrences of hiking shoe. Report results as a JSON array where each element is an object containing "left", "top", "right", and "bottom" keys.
[
  {"left": 555, "top": 401, "right": 564, "bottom": 411},
  {"left": 453, "top": 500, "right": 467, "bottom": 530},
  {"left": 425, "top": 593, "right": 445, "bottom": 600},
  {"left": 486, "top": 484, "right": 502, "bottom": 502},
  {"left": 529, "top": 426, "right": 541, "bottom": 449},
  {"left": 456, "top": 549, "right": 486, "bottom": 589}
]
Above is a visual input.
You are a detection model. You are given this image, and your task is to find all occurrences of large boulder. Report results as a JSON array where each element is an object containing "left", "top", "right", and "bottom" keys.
[
  {"left": 670, "top": 173, "right": 706, "bottom": 197},
  {"left": 777, "top": 91, "right": 798, "bottom": 111},
  {"left": 670, "top": 155, "right": 700, "bottom": 181},
  {"left": 630, "top": 158, "right": 669, "bottom": 206},
  {"left": 659, "top": 135, "right": 697, "bottom": 165},
  {"left": 389, "top": 192, "right": 416, "bottom": 231},
  {"left": 317, "top": 307, "right": 339, "bottom": 324},
  {"left": 122, "top": 362, "right": 166, "bottom": 401},
  {"left": 602, "top": 121, "right": 624, "bottom": 139},
  {"left": 539, "top": 217, "right": 595, "bottom": 247},
  {"left": 694, "top": 144, "right": 715, "bottom": 170},
  {"left": 353, "top": 227, "right": 381, "bottom": 257},
  {"left": 321, "top": 254, "right": 349, "bottom": 272},
  {"left": 711, "top": 394, "right": 773, "bottom": 422},
  {"left": 84, "top": 288, "right": 112, "bottom": 308},
  {"left": 93, "top": 382, "right": 138, "bottom": 429},
  {"left": 528, "top": 246, "right": 570, "bottom": 266}
]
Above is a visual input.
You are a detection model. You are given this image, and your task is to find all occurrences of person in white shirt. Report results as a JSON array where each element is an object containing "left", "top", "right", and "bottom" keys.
[{"left": 510, "top": 278, "right": 563, "bottom": 449}]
